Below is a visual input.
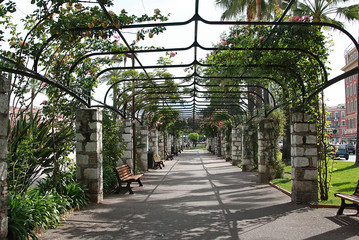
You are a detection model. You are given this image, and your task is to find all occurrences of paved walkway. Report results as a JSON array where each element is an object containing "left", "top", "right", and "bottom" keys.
[{"left": 39, "top": 149, "right": 359, "bottom": 240}]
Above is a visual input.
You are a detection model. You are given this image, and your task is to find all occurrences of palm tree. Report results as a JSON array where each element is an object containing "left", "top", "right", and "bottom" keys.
[
  {"left": 100, "top": 69, "right": 124, "bottom": 111},
  {"left": 215, "top": 0, "right": 279, "bottom": 21},
  {"left": 290, "top": 0, "right": 359, "bottom": 28}
]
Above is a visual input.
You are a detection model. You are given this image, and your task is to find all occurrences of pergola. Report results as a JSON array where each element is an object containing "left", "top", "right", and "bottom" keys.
[
  {"left": 2, "top": 0, "right": 358, "bottom": 124},
  {"left": 0, "top": 0, "right": 358, "bottom": 236}
]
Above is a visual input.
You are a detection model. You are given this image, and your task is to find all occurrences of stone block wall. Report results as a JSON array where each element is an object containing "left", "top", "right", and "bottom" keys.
[
  {"left": 121, "top": 119, "right": 133, "bottom": 168},
  {"left": 206, "top": 138, "right": 211, "bottom": 151},
  {"left": 291, "top": 109, "right": 318, "bottom": 204},
  {"left": 216, "top": 136, "right": 221, "bottom": 157},
  {"left": 0, "top": 75, "right": 9, "bottom": 238},
  {"left": 231, "top": 128, "right": 242, "bottom": 166},
  {"left": 224, "top": 130, "right": 232, "bottom": 161},
  {"left": 242, "top": 123, "right": 257, "bottom": 172},
  {"left": 220, "top": 130, "right": 226, "bottom": 159},
  {"left": 212, "top": 137, "right": 217, "bottom": 154},
  {"left": 173, "top": 136, "right": 179, "bottom": 154},
  {"left": 258, "top": 118, "right": 278, "bottom": 183},
  {"left": 206, "top": 137, "right": 216, "bottom": 154},
  {"left": 148, "top": 129, "right": 158, "bottom": 155},
  {"left": 136, "top": 125, "right": 148, "bottom": 172},
  {"left": 158, "top": 131, "right": 165, "bottom": 160},
  {"left": 167, "top": 133, "right": 172, "bottom": 153},
  {"left": 76, "top": 108, "right": 103, "bottom": 203}
]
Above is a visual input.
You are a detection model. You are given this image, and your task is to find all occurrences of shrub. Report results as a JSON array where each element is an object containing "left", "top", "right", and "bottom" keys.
[
  {"left": 103, "top": 165, "right": 118, "bottom": 194},
  {"left": 8, "top": 173, "right": 89, "bottom": 240}
]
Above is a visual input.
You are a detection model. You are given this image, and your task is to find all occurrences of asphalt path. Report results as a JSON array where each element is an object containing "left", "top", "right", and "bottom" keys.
[{"left": 38, "top": 149, "right": 359, "bottom": 240}]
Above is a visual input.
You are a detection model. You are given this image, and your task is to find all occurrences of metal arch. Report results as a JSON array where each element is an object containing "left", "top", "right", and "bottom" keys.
[
  {"left": 306, "top": 66, "right": 359, "bottom": 103},
  {"left": 8, "top": 0, "right": 359, "bottom": 129},
  {"left": 69, "top": 45, "right": 327, "bottom": 83},
  {"left": 102, "top": 77, "right": 193, "bottom": 106},
  {"left": 98, "top": 61, "right": 303, "bottom": 119},
  {"left": 113, "top": 84, "right": 265, "bottom": 117}
]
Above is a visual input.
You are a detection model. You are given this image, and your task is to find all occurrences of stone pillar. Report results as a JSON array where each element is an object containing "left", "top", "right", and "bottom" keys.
[
  {"left": 121, "top": 119, "right": 133, "bottom": 168},
  {"left": 225, "top": 129, "right": 232, "bottom": 161},
  {"left": 216, "top": 135, "right": 221, "bottom": 157},
  {"left": 148, "top": 129, "right": 158, "bottom": 155},
  {"left": 158, "top": 131, "right": 165, "bottom": 160},
  {"left": 291, "top": 109, "right": 318, "bottom": 204},
  {"left": 242, "top": 122, "right": 257, "bottom": 172},
  {"left": 258, "top": 118, "right": 279, "bottom": 183},
  {"left": 231, "top": 127, "right": 242, "bottom": 166},
  {"left": 221, "top": 130, "right": 226, "bottom": 159},
  {"left": 173, "top": 136, "right": 178, "bottom": 155},
  {"left": 211, "top": 138, "right": 216, "bottom": 154},
  {"left": 177, "top": 137, "right": 182, "bottom": 153},
  {"left": 167, "top": 133, "right": 172, "bottom": 154},
  {"left": 76, "top": 108, "right": 103, "bottom": 203},
  {"left": 0, "top": 75, "right": 9, "bottom": 238},
  {"left": 136, "top": 125, "right": 148, "bottom": 172}
]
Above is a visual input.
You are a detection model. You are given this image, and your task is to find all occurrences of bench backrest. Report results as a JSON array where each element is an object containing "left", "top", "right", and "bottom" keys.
[
  {"left": 354, "top": 180, "right": 359, "bottom": 197},
  {"left": 115, "top": 164, "right": 132, "bottom": 181}
]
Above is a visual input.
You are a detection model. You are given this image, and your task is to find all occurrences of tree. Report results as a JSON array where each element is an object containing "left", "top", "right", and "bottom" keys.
[
  {"left": 215, "top": 0, "right": 279, "bottom": 21},
  {"left": 188, "top": 132, "right": 199, "bottom": 147},
  {"left": 290, "top": 0, "right": 359, "bottom": 28}
]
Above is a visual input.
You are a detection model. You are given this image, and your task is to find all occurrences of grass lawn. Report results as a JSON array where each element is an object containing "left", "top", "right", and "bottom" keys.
[
  {"left": 189, "top": 146, "right": 206, "bottom": 150},
  {"left": 270, "top": 160, "right": 359, "bottom": 205}
]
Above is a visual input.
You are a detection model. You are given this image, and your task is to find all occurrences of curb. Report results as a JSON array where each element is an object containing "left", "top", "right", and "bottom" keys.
[
  {"left": 268, "top": 182, "right": 291, "bottom": 197},
  {"left": 268, "top": 182, "right": 341, "bottom": 209}
]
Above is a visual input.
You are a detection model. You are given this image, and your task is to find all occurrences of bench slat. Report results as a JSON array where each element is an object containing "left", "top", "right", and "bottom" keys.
[
  {"left": 334, "top": 180, "right": 359, "bottom": 215},
  {"left": 153, "top": 155, "right": 164, "bottom": 169},
  {"left": 334, "top": 193, "right": 359, "bottom": 204},
  {"left": 114, "top": 164, "right": 143, "bottom": 194}
]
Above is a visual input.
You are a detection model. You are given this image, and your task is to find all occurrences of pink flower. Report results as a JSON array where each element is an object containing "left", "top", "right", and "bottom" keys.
[
  {"left": 114, "top": 41, "right": 118, "bottom": 45},
  {"left": 244, "top": 29, "right": 249, "bottom": 35},
  {"left": 41, "top": 82, "right": 47, "bottom": 87},
  {"left": 42, "top": 100, "right": 47, "bottom": 105},
  {"left": 288, "top": 18, "right": 292, "bottom": 22},
  {"left": 114, "top": 35, "right": 121, "bottom": 39},
  {"left": 170, "top": 51, "right": 176, "bottom": 57},
  {"left": 89, "top": 70, "right": 96, "bottom": 75},
  {"left": 304, "top": 15, "right": 310, "bottom": 21},
  {"left": 259, "top": 36, "right": 264, "bottom": 40},
  {"left": 59, "top": 114, "right": 63, "bottom": 119},
  {"left": 219, "top": 83, "right": 222, "bottom": 87},
  {"left": 293, "top": 16, "right": 300, "bottom": 21},
  {"left": 234, "top": 33, "right": 238, "bottom": 37},
  {"left": 221, "top": 40, "right": 227, "bottom": 46}
]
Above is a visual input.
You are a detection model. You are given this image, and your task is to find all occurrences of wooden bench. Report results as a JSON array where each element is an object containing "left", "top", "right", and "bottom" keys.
[
  {"left": 166, "top": 151, "right": 173, "bottom": 160},
  {"left": 334, "top": 180, "right": 359, "bottom": 215},
  {"left": 153, "top": 154, "right": 164, "bottom": 169},
  {"left": 114, "top": 164, "right": 143, "bottom": 194}
]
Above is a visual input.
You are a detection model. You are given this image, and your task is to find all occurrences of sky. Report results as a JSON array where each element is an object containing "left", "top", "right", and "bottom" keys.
[{"left": 9, "top": 0, "right": 359, "bottom": 107}]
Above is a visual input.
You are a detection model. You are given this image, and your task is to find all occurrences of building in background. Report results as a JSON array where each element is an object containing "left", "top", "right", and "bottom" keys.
[
  {"left": 341, "top": 42, "right": 358, "bottom": 145},
  {"left": 327, "top": 104, "right": 346, "bottom": 144}
]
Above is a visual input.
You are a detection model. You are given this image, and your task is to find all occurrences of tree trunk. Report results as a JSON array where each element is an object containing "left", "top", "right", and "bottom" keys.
[{"left": 256, "top": 0, "right": 262, "bottom": 20}]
